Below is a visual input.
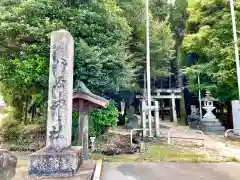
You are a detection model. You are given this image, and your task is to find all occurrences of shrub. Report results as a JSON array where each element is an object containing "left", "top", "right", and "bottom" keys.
[
  {"left": 72, "top": 110, "right": 79, "bottom": 144},
  {"left": 0, "top": 114, "right": 26, "bottom": 143},
  {"left": 89, "top": 101, "right": 118, "bottom": 137},
  {"left": 0, "top": 112, "right": 45, "bottom": 145}
]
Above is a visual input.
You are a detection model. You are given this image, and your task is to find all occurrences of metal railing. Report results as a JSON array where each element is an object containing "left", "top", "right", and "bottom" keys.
[
  {"left": 224, "top": 128, "right": 240, "bottom": 146},
  {"left": 130, "top": 128, "right": 205, "bottom": 147}
]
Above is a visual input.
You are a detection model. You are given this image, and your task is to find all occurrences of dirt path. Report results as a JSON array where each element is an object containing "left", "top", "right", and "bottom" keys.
[{"left": 164, "top": 126, "right": 240, "bottom": 161}]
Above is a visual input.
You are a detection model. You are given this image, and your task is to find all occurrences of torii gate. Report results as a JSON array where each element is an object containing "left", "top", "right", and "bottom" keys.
[{"left": 137, "top": 88, "right": 182, "bottom": 137}]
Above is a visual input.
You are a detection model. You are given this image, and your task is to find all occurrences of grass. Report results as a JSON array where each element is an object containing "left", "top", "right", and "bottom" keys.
[
  {"left": 90, "top": 152, "right": 138, "bottom": 162},
  {"left": 227, "top": 140, "right": 240, "bottom": 147},
  {"left": 229, "top": 157, "right": 239, "bottom": 162},
  {"left": 17, "top": 160, "right": 28, "bottom": 166},
  {"left": 140, "top": 144, "right": 206, "bottom": 162},
  {"left": 15, "top": 144, "right": 240, "bottom": 167},
  {"left": 89, "top": 144, "right": 223, "bottom": 163}
]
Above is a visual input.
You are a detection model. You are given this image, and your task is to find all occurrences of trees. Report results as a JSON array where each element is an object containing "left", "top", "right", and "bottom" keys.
[
  {"left": 0, "top": 0, "right": 135, "bottom": 121},
  {"left": 119, "top": 0, "right": 174, "bottom": 86},
  {"left": 0, "top": 0, "right": 176, "bottom": 124},
  {"left": 173, "top": 0, "right": 188, "bottom": 124},
  {"left": 183, "top": 0, "right": 240, "bottom": 102},
  {"left": 117, "top": 0, "right": 174, "bottom": 120},
  {"left": 0, "top": 0, "right": 58, "bottom": 121}
]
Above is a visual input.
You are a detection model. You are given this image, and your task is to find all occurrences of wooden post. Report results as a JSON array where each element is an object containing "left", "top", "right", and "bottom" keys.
[
  {"left": 161, "top": 100, "right": 164, "bottom": 121},
  {"left": 171, "top": 93, "right": 177, "bottom": 123},
  {"left": 154, "top": 101, "right": 160, "bottom": 137},
  {"left": 78, "top": 111, "right": 84, "bottom": 146},
  {"left": 83, "top": 113, "right": 89, "bottom": 160},
  {"left": 141, "top": 100, "right": 147, "bottom": 137},
  {"left": 169, "top": 98, "right": 173, "bottom": 121}
]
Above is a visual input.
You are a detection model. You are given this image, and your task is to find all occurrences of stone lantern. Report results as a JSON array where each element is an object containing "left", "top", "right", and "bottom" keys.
[
  {"left": 202, "top": 90, "right": 217, "bottom": 119},
  {"left": 201, "top": 90, "right": 225, "bottom": 132}
]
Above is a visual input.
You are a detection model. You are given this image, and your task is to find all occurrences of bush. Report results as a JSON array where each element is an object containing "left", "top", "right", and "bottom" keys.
[
  {"left": 0, "top": 114, "right": 26, "bottom": 143},
  {"left": 1, "top": 106, "right": 14, "bottom": 114},
  {"left": 0, "top": 112, "right": 45, "bottom": 145},
  {"left": 72, "top": 110, "right": 79, "bottom": 144},
  {"left": 89, "top": 101, "right": 118, "bottom": 137}
]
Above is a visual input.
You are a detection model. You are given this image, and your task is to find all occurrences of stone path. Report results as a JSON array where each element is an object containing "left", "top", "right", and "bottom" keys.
[
  {"left": 204, "top": 135, "right": 240, "bottom": 160},
  {"left": 159, "top": 121, "right": 240, "bottom": 160},
  {"left": 102, "top": 162, "right": 240, "bottom": 180}
]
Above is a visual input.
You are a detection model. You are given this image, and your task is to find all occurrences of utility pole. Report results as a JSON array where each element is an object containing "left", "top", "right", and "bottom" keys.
[
  {"left": 198, "top": 73, "right": 202, "bottom": 120},
  {"left": 145, "top": 0, "right": 152, "bottom": 137},
  {"left": 230, "top": 0, "right": 240, "bottom": 100},
  {"left": 144, "top": 70, "right": 147, "bottom": 99}
]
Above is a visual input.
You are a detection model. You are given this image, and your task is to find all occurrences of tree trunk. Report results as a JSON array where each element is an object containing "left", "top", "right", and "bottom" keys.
[
  {"left": 78, "top": 112, "right": 84, "bottom": 146},
  {"left": 179, "top": 92, "right": 187, "bottom": 125},
  {"left": 169, "top": 76, "right": 173, "bottom": 121},
  {"left": 24, "top": 100, "right": 28, "bottom": 125},
  {"left": 124, "top": 92, "right": 135, "bottom": 125},
  {"left": 176, "top": 44, "right": 187, "bottom": 125}
]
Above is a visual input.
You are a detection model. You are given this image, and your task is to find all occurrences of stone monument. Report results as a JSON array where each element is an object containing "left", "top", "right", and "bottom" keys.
[
  {"left": 28, "top": 30, "right": 82, "bottom": 177},
  {"left": 0, "top": 149, "right": 17, "bottom": 180},
  {"left": 201, "top": 90, "right": 225, "bottom": 132},
  {"left": 188, "top": 105, "right": 200, "bottom": 129},
  {"left": 231, "top": 100, "right": 240, "bottom": 135}
]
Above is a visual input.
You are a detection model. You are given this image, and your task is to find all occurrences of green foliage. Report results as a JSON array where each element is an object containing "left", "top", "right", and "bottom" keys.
[
  {"left": 119, "top": 0, "right": 174, "bottom": 82},
  {"left": 0, "top": 0, "right": 136, "bottom": 121},
  {"left": 0, "top": 112, "right": 44, "bottom": 144},
  {"left": 1, "top": 118, "right": 25, "bottom": 143},
  {"left": 150, "top": 22, "right": 174, "bottom": 78},
  {"left": 150, "top": 0, "right": 169, "bottom": 21},
  {"left": 169, "top": 0, "right": 188, "bottom": 46},
  {"left": 72, "top": 110, "right": 79, "bottom": 142},
  {"left": 89, "top": 101, "right": 118, "bottom": 137},
  {"left": 183, "top": 0, "right": 240, "bottom": 102},
  {"left": 0, "top": 0, "right": 182, "bottom": 125}
]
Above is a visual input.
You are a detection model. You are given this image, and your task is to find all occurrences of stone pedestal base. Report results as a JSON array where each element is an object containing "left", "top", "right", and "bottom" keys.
[
  {"left": 0, "top": 149, "right": 17, "bottom": 180},
  {"left": 28, "top": 146, "right": 82, "bottom": 177},
  {"left": 201, "top": 118, "right": 225, "bottom": 132}
]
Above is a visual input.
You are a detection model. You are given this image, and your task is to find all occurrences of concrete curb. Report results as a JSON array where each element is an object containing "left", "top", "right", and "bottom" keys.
[{"left": 92, "top": 160, "right": 102, "bottom": 180}]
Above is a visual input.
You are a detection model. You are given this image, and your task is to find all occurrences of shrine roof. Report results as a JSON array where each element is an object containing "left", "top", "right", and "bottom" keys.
[
  {"left": 202, "top": 96, "right": 217, "bottom": 101},
  {"left": 73, "top": 81, "right": 108, "bottom": 108}
]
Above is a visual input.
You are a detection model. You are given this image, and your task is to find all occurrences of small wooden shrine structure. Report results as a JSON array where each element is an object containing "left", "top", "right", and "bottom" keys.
[{"left": 72, "top": 81, "right": 108, "bottom": 160}]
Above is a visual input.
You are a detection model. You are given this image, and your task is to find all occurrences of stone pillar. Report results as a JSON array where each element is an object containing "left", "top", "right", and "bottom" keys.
[
  {"left": 154, "top": 101, "right": 160, "bottom": 137},
  {"left": 28, "top": 30, "right": 82, "bottom": 177},
  {"left": 45, "top": 30, "right": 74, "bottom": 149},
  {"left": 231, "top": 100, "right": 240, "bottom": 135},
  {"left": 141, "top": 100, "right": 147, "bottom": 137},
  {"left": 171, "top": 93, "right": 177, "bottom": 123}
]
